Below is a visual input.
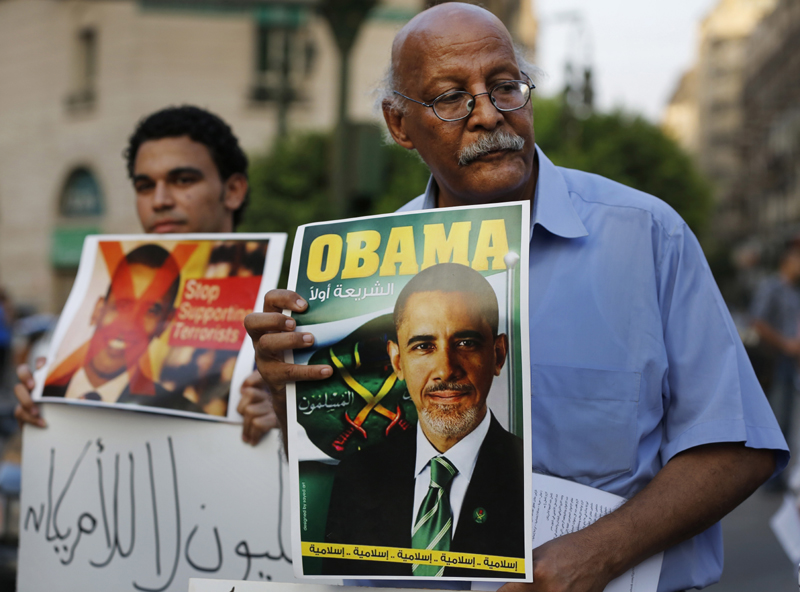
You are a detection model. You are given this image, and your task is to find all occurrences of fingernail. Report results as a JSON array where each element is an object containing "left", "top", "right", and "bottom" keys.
[
  {"left": 296, "top": 298, "right": 307, "bottom": 309},
  {"left": 38, "top": 419, "right": 46, "bottom": 428},
  {"left": 285, "top": 319, "right": 296, "bottom": 330},
  {"left": 302, "top": 334, "right": 313, "bottom": 344},
  {"left": 320, "top": 366, "right": 332, "bottom": 377},
  {"left": 31, "top": 408, "right": 39, "bottom": 417}
]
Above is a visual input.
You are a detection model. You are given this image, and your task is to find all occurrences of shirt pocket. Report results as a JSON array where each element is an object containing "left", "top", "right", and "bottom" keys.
[{"left": 531, "top": 364, "right": 641, "bottom": 483}]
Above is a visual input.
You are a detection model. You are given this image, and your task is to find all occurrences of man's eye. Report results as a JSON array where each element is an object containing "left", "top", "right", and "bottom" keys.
[
  {"left": 134, "top": 182, "right": 154, "bottom": 193},
  {"left": 493, "top": 82, "right": 517, "bottom": 95},
  {"left": 175, "top": 175, "right": 199, "bottom": 185},
  {"left": 410, "top": 342, "right": 434, "bottom": 351},
  {"left": 437, "top": 93, "right": 464, "bottom": 105},
  {"left": 456, "top": 339, "right": 479, "bottom": 348}
]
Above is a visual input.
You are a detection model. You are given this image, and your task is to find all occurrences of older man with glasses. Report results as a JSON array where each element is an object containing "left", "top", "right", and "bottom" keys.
[{"left": 246, "top": 3, "right": 788, "bottom": 591}]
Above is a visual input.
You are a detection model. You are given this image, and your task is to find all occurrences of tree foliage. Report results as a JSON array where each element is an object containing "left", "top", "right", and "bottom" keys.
[
  {"left": 239, "top": 132, "right": 333, "bottom": 236},
  {"left": 239, "top": 130, "right": 430, "bottom": 285},
  {"left": 240, "top": 131, "right": 430, "bottom": 233},
  {"left": 533, "top": 96, "right": 713, "bottom": 237}
]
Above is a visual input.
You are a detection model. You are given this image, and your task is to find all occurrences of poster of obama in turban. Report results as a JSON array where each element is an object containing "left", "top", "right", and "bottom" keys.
[{"left": 33, "top": 233, "right": 285, "bottom": 421}]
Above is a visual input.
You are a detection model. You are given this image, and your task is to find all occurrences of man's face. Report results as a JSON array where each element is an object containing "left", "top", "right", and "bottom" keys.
[
  {"left": 133, "top": 136, "right": 245, "bottom": 234},
  {"left": 86, "top": 262, "right": 176, "bottom": 382},
  {"left": 387, "top": 290, "right": 507, "bottom": 448},
  {"left": 385, "top": 10, "right": 536, "bottom": 207}
]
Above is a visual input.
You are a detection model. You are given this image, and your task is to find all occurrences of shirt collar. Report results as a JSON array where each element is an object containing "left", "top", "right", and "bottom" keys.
[
  {"left": 531, "top": 145, "right": 588, "bottom": 239},
  {"left": 414, "top": 410, "right": 492, "bottom": 482},
  {"left": 65, "top": 366, "right": 130, "bottom": 403},
  {"left": 419, "top": 145, "right": 588, "bottom": 240}
]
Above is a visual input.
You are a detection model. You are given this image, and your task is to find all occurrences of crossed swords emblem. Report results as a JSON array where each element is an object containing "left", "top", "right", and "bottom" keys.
[{"left": 329, "top": 344, "right": 410, "bottom": 452}]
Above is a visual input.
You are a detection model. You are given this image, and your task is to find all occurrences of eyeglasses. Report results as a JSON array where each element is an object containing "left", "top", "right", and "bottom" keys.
[{"left": 393, "top": 72, "right": 535, "bottom": 122}]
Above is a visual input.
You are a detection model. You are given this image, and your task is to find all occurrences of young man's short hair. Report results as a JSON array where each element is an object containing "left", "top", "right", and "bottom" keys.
[{"left": 125, "top": 105, "right": 249, "bottom": 228}]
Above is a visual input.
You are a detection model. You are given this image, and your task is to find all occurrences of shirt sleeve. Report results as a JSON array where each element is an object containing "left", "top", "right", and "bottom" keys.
[{"left": 657, "top": 221, "right": 789, "bottom": 475}]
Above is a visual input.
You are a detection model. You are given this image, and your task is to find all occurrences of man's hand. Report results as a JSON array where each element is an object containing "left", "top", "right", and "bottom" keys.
[
  {"left": 238, "top": 370, "right": 279, "bottom": 445},
  {"left": 244, "top": 290, "right": 332, "bottom": 450},
  {"left": 14, "top": 359, "right": 47, "bottom": 428},
  {"left": 498, "top": 531, "right": 614, "bottom": 592},
  {"left": 752, "top": 319, "right": 800, "bottom": 357}
]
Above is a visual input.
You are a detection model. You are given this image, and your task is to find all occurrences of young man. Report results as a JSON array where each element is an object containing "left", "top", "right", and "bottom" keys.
[
  {"left": 246, "top": 4, "right": 787, "bottom": 591},
  {"left": 16, "top": 106, "right": 275, "bottom": 441}
]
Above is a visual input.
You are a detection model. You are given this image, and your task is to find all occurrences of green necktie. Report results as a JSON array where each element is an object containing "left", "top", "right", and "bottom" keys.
[{"left": 411, "top": 456, "right": 458, "bottom": 577}]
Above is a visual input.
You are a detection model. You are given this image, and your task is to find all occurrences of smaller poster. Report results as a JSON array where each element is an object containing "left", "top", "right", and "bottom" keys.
[
  {"left": 32, "top": 233, "right": 286, "bottom": 421},
  {"left": 285, "top": 203, "right": 532, "bottom": 582}
]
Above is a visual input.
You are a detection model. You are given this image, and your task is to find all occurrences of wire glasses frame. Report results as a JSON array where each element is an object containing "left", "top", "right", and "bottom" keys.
[{"left": 393, "top": 72, "right": 535, "bottom": 122}]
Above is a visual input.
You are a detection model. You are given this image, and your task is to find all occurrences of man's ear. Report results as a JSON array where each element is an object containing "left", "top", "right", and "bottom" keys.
[
  {"left": 222, "top": 173, "right": 248, "bottom": 212},
  {"left": 493, "top": 333, "right": 508, "bottom": 376},
  {"left": 387, "top": 339, "right": 404, "bottom": 380},
  {"left": 382, "top": 102, "right": 416, "bottom": 151}
]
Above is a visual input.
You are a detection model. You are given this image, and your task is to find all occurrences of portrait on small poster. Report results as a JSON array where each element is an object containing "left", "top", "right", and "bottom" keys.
[
  {"left": 33, "top": 233, "right": 286, "bottom": 421},
  {"left": 285, "top": 203, "right": 532, "bottom": 582}
]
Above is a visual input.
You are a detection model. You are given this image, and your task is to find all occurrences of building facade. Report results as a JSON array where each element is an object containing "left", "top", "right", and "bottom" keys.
[
  {"left": 736, "top": 0, "right": 800, "bottom": 243},
  {"left": 0, "top": 0, "right": 536, "bottom": 313},
  {"left": 661, "top": 0, "right": 777, "bottom": 242}
]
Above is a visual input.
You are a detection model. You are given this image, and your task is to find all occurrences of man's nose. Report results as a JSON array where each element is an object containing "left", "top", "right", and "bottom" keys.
[
  {"left": 431, "top": 346, "right": 464, "bottom": 381},
  {"left": 152, "top": 181, "right": 175, "bottom": 209},
  {"left": 466, "top": 92, "right": 504, "bottom": 131}
]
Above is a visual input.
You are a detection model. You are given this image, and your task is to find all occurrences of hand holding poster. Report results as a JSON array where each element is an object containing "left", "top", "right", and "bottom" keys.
[
  {"left": 32, "top": 234, "right": 286, "bottom": 421},
  {"left": 285, "top": 203, "right": 532, "bottom": 582}
]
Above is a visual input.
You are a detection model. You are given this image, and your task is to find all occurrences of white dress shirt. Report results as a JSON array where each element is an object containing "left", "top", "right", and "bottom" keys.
[
  {"left": 412, "top": 410, "right": 492, "bottom": 536},
  {"left": 64, "top": 366, "right": 130, "bottom": 403}
]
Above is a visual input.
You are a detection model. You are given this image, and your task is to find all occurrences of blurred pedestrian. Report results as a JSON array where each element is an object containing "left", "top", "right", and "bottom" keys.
[
  {"left": 750, "top": 237, "right": 800, "bottom": 447},
  {"left": 0, "top": 288, "right": 12, "bottom": 381}
]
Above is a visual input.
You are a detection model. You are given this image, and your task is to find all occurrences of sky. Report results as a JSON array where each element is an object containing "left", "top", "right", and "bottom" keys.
[{"left": 534, "top": 0, "right": 719, "bottom": 122}]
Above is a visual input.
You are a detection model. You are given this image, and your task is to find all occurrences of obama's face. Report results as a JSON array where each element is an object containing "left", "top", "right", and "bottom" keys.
[
  {"left": 85, "top": 261, "right": 177, "bottom": 385},
  {"left": 387, "top": 290, "right": 507, "bottom": 451}
]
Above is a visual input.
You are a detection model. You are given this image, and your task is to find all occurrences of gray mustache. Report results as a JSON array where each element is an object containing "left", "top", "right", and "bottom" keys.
[{"left": 457, "top": 131, "right": 525, "bottom": 166}]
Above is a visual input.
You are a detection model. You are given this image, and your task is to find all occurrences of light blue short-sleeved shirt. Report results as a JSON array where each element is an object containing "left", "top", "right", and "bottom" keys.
[{"left": 397, "top": 145, "right": 789, "bottom": 592}]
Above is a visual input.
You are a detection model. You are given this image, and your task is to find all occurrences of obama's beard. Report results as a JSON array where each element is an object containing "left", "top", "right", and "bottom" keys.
[{"left": 418, "top": 381, "right": 485, "bottom": 440}]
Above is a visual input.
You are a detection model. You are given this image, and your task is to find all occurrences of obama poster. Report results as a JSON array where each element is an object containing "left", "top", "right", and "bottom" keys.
[{"left": 284, "top": 203, "right": 532, "bottom": 583}]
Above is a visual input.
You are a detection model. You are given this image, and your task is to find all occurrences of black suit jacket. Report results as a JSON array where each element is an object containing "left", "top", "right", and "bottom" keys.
[{"left": 323, "top": 414, "right": 525, "bottom": 578}]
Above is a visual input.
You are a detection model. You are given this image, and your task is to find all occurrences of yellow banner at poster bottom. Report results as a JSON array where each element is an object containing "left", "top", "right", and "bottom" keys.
[{"left": 301, "top": 542, "right": 525, "bottom": 574}]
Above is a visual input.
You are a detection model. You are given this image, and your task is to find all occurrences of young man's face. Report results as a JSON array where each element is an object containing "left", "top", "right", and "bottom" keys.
[
  {"left": 387, "top": 290, "right": 507, "bottom": 449},
  {"left": 133, "top": 136, "right": 246, "bottom": 234},
  {"left": 85, "top": 262, "right": 176, "bottom": 383}
]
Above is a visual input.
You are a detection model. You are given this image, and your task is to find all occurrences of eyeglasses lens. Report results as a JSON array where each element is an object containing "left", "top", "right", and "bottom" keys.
[{"left": 432, "top": 82, "right": 530, "bottom": 121}]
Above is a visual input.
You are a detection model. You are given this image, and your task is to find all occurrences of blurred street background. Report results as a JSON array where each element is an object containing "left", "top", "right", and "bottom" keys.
[
  {"left": 0, "top": 0, "right": 799, "bottom": 589},
  {"left": 711, "top": 488, "right": 795, "bottom": 591}
]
